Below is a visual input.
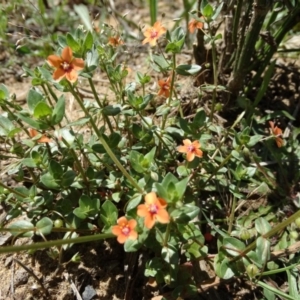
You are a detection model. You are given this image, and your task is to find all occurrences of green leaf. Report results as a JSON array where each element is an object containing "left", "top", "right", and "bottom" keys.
[
  {"left": 102, "top": 105, "right": 121, "bottom": 116},
  {"left": 0, "top": 84, "right": 9, "bottom": 100},
  {"left": 255, "top": 217, "right": 271, "bottom": 235},
  {"left": 8, "top": 220, "right": 34, "bottom": 237},
  {"left": 61, "top": 170, "right": 76, "bottom": 187},
  {"left": 247, "top": 134, "right": 263, "bottom": 147},
  {"left": 79, "top": 194, "right": 100, "bottom": 216},
  {"left": 151, "top": 54, "right": 171, "bottom": 72},
  {"left": 202, "top": 3, "right": 214, "bottom": 19},
  {"left": 73, "top": 207, "right": 87, "bottom": 219},
  {"left": 0, "top": 116, "right": 15, "bottom": 136},
  {"left": 21, "top": 158, "right": 37, "bottom": 168},
  {"left": 51, "top": 95, "right": 65, "bottom": 125},
  {"left": 129, "top": 150, "right": 145, "bottom": 173},
  {"left": 170, "top": 205, "right": 200, "bottom": 223},
  {"left": 176, "top": 64, "right": 201, "bottom": 76},
  {"left": 33, "top": 102, "right": 52, "bottom": 118},
  {"left": 256, "top": 236, "right": 270, "bottom": 265},
  {"left": 49, "top": 160, "right": 63, "bottom": 179},
  {"left": 86, "top": 47, "right": 99, "bottom": 69},
  {"left": 124, "top": 238, "right": 142, "bottom": 252},
  {"left": 174, "top": 176, "right": 189, "bottom": 200},
  {"left": 165, "top": 38, "right": 185, "bottom": 54},
  {"left": 223, "top": 237, "right": 245, "bottom": 257},
  {"left": 27, "top": 89, "right": 44, "bottom": 112},
  {"left": 193, "top": 109, "right": 206, "bottom": 127},
  {"left": 155, "top": 183, "right": 169, "bottom": 201},
  {"left": 36, "top": 217, "right": 53, "bottom": 235},
  {"left": 74, "top": 4, "right": 93, "bottom": 31},
  {"left": 83, "top": 31, "right": 94, "bottom": 51},
  {"left": 40, "top": 173, "right": 60, "bottom": 190},
  {"left": 161, "top": 244, "right": 178, "bottom": 264},
  {"left": 126, "top": 194, "right": 142, "bottom": 211},
  {"left": 214, "top": 253, "right": 235, "bottom": 279},
  {"left": 66, "top": 33, "right": 81, "bottom": 52},
  {"left": 100, "top": 200, "right": 118, "bottom": 227}
]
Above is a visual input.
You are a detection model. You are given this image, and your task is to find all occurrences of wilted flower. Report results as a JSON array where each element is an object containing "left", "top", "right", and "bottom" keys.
[
  {"left": 158, "top": 77, "right": 171, "bottom": 98},
  {"left": 108, "top": 36, "right": 124, "bottom": 47},
  {"left": 111, "top": 217, "right": 138, "bottom": 244},
  {"left": 269, "top": 121, "right": 283, "bottom": 148},
  {"left": 142, "top": 21, "right": 166, "bottom": 47},
  {"left": 29, "top": 128, "right": 51, "bottom": 143},
  {"left": 177, "top": 139, "right": 203, "bottom": 162},
  {"left": 188, "top": 19, "right": 203, "bottom": 33},
  {"left": 137, "top": 192, "right": 170, "bottom": 229},
  {"left": 47, "top": 46, "right": 84, "bottom": 83}
]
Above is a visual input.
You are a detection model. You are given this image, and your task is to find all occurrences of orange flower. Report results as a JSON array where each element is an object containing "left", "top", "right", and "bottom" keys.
[
  {"left": 142, "top": 21, "right": 166, "bottom": 47},
  {"left": 108, "top": 36, "right": 124, "bottom": 47},
  {"left": 269, "top": 121, "right": 283, "bottom": 148},
  {"left": 177, "top": 139, "right": 203, "bottom": 162},
  {"left": 158, "top": 77, "right": 171, "bottom": 98},
  {"left": 137, "top": 192, "right": 170, "bottom": 229},
  {"left": 111, "top": 216, "right": 138, "bottom": 244},
  {"left": 188, "top": 19, "right": 204, "bottom": 33},
  {"left": 47, "top": 46, "right": 84, "bottom": 83},
  {"left": 29, "top": 128, "right": 52, "bottom": 143}
]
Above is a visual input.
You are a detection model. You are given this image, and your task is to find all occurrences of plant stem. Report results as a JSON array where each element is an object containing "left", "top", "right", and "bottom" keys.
[
  {"left": 87, "top": 78, "right": 114, "bottom": 134},
  {"left": 0, "top": 181, "right": 28, "bottom": 198},
  {"left": 68, "top": 83, "right": 144, "bottom": 194}
]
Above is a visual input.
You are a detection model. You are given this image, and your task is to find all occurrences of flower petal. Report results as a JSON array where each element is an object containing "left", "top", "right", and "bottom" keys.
[
  {"left": 145, "top": 192, "right": 157, "bottom": 205},
  {"left": 111, "top": 225, "right": 122, "bottom": 236},
  {"left": 61, "top": 46, "right": 73, "bottom": 63},
  {"left": 38, "top": 136, "right": 52, "bottom": 143},
  {"left": 47, "top": 55, "right": 62, "bottom": 68},
  {"left": 183, "top": 139, "right": 192, "bottom": 146},
  {"left": 53, "top": 68, "right": 66, "bottom": 81},
  {"left": 137, "top": 204, "right": 148, "bottom": 217},
  {"left": 177, "top": 145, "right": 188, "bottom": 153},
  {"left": 128, "top": 230, "right": 138, "bottom": 240},
  {"left": 117, "top": 234, "right": 128, "bottom": 244},
  {"left": 157, "top": 197, "right": 167, "bottom": 208},
  {"left": 156, "top": 208, "right": 170, "bottom": 224},
  {"left": 72, "top": 58, "right": 84, "bottom": 70},
  {"left": 195, "top": 148, "right": 203, "bottom": 158},
  {"left": 127, "top": 219, "right": 137, "bottom": 229},
  {"left": 28, "top": 128, "right": 38, "bottom": 138},
  {"left": 192, "top": 140, "right": 201, "bottom": 148},
  {"left": 144, "top": 214, "right": 155, "bottom": 229},
  {"left": 186, "top": 152, "right": 195, "bottom": 162},
  {"left": 65, "top": 69, "right": 78, "bottom": 83},
  {"left": 117, "top": 216, "right": 128, "bottom": 225}
]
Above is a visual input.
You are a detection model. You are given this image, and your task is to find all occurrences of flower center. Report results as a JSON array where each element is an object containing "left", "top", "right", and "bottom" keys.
[
  {"left": 149, "top": 204, "right": 158, "bottom": 214},
  {"left": 121, "top": 226, "right": 130, "bottom": 236},
  {"left": 61, "top": 61, "right": 71, "bottom": 71},
  {"left": 150, "top": 30, "right": 158, "bottom": 39},
  {"left": 187, "top": 145, "right": 195, "bottom": 153}
]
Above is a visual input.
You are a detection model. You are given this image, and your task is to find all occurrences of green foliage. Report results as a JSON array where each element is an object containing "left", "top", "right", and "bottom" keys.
[{"left": 0, "top": 0, "right": 300, "bottom": 298}]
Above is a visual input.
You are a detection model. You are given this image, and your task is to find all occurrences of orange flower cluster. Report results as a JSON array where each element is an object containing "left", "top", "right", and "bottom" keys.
[
  {"left": 188, "top": 19, "right": 203, "bottom": 33},
  {"left": 137, "top": 192, "right": 170, "bottom": 229},
  {"left": 29, "top": 128, "right": 51, "bottom": 143},
  {"left": 142, "top": 21, "right": 166, "bottom": 47},
  {"left": 269, "top": 121, "right": 283, "bottom": 148},
  {"left": 112, "top": 192, "right": 170, "bottom": 244},
  {"left": 47, "top": 46, "right": 84, "bottom": 83},
  {"left": 177, "top": 139, "right": 203, "bottom": 162}
]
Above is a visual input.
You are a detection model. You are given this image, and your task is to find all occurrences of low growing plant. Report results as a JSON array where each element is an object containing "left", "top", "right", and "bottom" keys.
[{"left": 0, "top": 1, "right": 300, "bottom": 299}]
